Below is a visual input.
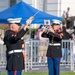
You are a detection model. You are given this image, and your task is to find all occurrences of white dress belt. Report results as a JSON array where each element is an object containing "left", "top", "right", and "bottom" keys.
[
  {"left": 49, "top": 43, "right": 61, "bottom": 46},
  {"left": 8, "top": 49, "right": 22, "bottom": 55}
]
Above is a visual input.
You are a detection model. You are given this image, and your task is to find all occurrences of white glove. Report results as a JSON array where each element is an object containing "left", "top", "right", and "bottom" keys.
[
  {"left": 26, "top": 16, "right": 34, "bottom": 25},
  {"left": 0, "top": 38, "right": 4, "bottom": 45}
]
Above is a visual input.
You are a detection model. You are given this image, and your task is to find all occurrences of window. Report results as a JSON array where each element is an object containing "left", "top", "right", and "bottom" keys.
[{"left": 10, "top": 0, "right": 16, "bottom": 7}]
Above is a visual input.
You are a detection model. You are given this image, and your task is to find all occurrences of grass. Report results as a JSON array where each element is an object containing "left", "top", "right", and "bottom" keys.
[
  {"left": 1, "top": 72, "right": 75, "bottom": 75},
  {"left": 24, "top": 72, "right": 75, "bottom": 75}
]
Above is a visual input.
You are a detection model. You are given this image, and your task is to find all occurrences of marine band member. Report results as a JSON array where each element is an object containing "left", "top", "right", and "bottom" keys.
[
  {"left": 42, "top": 20, "right": 62, "bottom": 75},
  {"left": 4, "top": 16, "right": 34, "bottom": 75}
]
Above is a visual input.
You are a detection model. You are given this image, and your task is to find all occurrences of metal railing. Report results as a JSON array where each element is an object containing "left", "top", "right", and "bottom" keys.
[
  {"left": 24, "top": 39, "right": 75, "bottom": 72},
  {"left": 0, "top": 39, "right": 75, "bottom": 73},
  {"left": 0, "top": 45, "right": 7, "bottom": 74}
]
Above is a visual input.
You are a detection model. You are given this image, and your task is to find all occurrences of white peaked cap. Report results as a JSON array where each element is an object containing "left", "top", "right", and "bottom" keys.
[
  {"left": 7, "top": 18, "right": 22, "bottom": 23},
  {"left": 52, "top": 19, "right": 61, "bottom": 25}
]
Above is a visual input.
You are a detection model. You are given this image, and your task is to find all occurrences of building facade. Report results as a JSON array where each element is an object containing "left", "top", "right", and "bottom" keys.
[
  {"left": 44, "top": 0, "right": 75, "bottom": 17},
  {"left": 60, "top": 0, "right": 75, "bottom": 16},
  {"left": 0, "top": 0, "right": 18, "bottom": 11},
  {"left": 0, "top": 0, "right": 9, "bottom": 11},
  {"left": 0, "top": 0, "right": 75, "bottom": 17}
]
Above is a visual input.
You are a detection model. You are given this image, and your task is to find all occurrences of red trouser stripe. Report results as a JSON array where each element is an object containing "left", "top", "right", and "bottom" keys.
[{"left": 14, "top": 70, "right": 17, "bottom": 75}]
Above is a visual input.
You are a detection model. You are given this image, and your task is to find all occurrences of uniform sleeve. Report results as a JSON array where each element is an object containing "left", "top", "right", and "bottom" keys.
[
  {"left": 16, "top": 28, "right": 29, "bottom": 39},
  {"left": 6, "top": 28, "right": 29, "bottom": 43},
  {"left": 47, "top": 31, "right": 62, "bottom": 41},
  {"left": 41, "top": 32, "right": 48, "bottom": 38}
]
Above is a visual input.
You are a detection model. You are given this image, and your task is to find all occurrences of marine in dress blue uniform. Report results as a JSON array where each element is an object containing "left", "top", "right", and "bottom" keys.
[
  {"left": 4, "top": 17, "right": 34, "bottom": 75},
  {"left": 42, "top": 20, "right": 62, "bottom": 75}
]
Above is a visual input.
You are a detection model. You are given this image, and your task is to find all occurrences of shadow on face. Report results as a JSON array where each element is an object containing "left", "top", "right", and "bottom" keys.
[
  {"left": 10, "top": 23, "right": 20, "bottom": 32},
  {"left": 53, "top": 25, "right": 60, "bottom": 31}
]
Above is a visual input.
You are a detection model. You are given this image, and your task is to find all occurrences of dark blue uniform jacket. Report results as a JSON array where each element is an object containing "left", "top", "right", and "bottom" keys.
[
  {"left": 42, "top": 31, "right": 62, "bottom": 58},
  {"left": 4, "top": 28, "right": 28, "bottom": 71}
]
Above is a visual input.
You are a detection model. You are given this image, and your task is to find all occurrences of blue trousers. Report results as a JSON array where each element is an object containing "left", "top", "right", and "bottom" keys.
[
  {"left": 47, "top": 57, "right": 60, "bottom": 75},
  {"left": 62, "top": 48, "right": 68, "bottom": 61},
  {"left": 7, "top": 70, "right": 22, "bottom": 75}
]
